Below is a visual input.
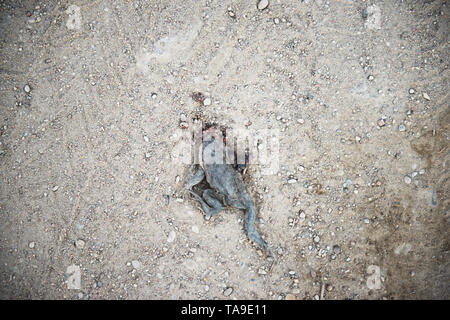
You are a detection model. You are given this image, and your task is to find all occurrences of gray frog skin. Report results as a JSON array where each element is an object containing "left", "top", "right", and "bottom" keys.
[{"left": 185, "top": 128, "right": 273, "bottom": 256}]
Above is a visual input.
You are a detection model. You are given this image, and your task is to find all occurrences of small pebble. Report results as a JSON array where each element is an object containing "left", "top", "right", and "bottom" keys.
[
  {"left": 167, "top": 230, "right": 176, "bottom": 243},
  {"left": 192, "top": 92, "right": 205, "bottom": 103},
  {"left": 398, "top": 124, "right": 406, "bottom": 132},
  {"left": 409, "top": 88, "right": 415, "bottom": 94},
  {"left": 287, "top": 178, "right": 297, "bottom": 184},
  {"left": 367, "top": 75, "right": 374, "bottom": 81},
  {"left": 131, "top": 260, "right": 141, "bottom": 269},
  {"left": 332, "top": 245, "right": 341, "bottom": 254},
  {"left": 179, "top": 121, "right": 189, "bottom": 129},
  {"left": 97, "top": 281, "right": 103, "bottom": 288},
  {"left": 223, "top": 287, "right": 233, "bottom": 296},
  {"left": 362, "top": 8, "right": 368, "bottom": 19},
  {"left": 285, "top": 294, "right": 296, "bottom": 300},
  {"left": 75, "top": 239, "right": 85, "bottom": 249},
  {"left": 163, "top": 194, "right": 169, "bottom": 206},
  {"left": 299, "top": 210, "right": 306, "bottom": 220},
  {"left": 28, "top": 241, "right": 35, "bottom": 249},
  {"left": 192, "top": 225, "right": 199, "bottom": 233},
  {"left": 23, "top": 84, "right": 31, "bottom": 93},
  {"left": 257, "top": 0, "right": 269, "bottom": 11},
  {"left": 404, "top": 176, "right": 412, "bottom": 184},
  {"left": 377, "top": 119, "right": 385, "bottom": 127},
  {"left": 274, "top": 18, "right": 280, "bottom": 24},
  {"left": 52, "top": 186, "right": 59, "bottom": 192},
  {"left": 422, "top": 93, "right": 430, "bottom": 101},
  {"left": 202, "top": 97, "right": 211, "bottom": 106}
]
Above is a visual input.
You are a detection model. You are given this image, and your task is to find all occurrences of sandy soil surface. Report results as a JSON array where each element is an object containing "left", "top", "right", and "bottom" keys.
[{"left": 0, "top": 0, "right": 448, "bottom": 299}]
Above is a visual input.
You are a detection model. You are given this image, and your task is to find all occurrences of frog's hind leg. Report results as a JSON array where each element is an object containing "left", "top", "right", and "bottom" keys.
[
  {"left": 188, "top": 189, "right": 222, "bottom": 219},
  {"left": 202, "top": 189, "right": 223, "bottom": 217},
  {"left": 244, "top": 205, "right": 273, "bottom": 256},
  {"left": 184, "top": 166, "right": 205, "bottom": 190}
]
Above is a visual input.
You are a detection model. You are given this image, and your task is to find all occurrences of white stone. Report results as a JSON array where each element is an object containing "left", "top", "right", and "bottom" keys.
[
  {"left": 257, "top": 0, "right": 269, "bottom": 11},
  {"left": 203, "top": 97, "right": 211, "bottom": 106},
  {"left": 167, "top": 230, "right": 176, "bottom": 243}
]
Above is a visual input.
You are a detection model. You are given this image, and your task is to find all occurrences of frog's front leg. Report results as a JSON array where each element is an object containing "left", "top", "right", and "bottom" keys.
[
  {"left": 188, "top": 189, "right": 223, "bottom": 219},
  {"left": 184, "top": 166, "right": 205, "bottom": 190}
]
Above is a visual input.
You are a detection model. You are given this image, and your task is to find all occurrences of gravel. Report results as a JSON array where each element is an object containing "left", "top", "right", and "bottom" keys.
[
  {"left": 163, "top": 194, "right": 169, "bottom": 205},
  {"left": 131, "top": 260, "right": 141, "bottom": 269},
  {"left": 75, "top": 239, "right": 85, "bottom": 249},
  {"left": 332, "top": 245, "right": 341, "bottom": 254},
  {"left": 257, "top": 0, "right": 269, "bottom": 11},
  {"left": 202, "top": 97, "right": 211, "bottom": 106},
  {"left": 223, "top": 287, "right": 233, "bottom": 296},
  {"left": 167, "top": 231, "right": 176, "bottom": 243},
  {"left": 179, "top": 121, "right": 188, "bottom": 129},
  {"left": 298, "top": 210, "right": 306, "bottom": 221},
  {"left": 258, "top": 268, "right": 267, "bottom": 275}
]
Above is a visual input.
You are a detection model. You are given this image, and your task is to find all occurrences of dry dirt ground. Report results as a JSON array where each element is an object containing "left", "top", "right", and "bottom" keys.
[{"left": 0, "top": 0, "right": 448, "bottom": 300}]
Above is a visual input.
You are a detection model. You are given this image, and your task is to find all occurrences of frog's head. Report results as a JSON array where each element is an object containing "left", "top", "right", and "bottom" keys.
[
  {"left": 201, "top": 127, "right": 225, "bottom": 164},
  {"left": 202, "top": 127, "right": 220, "bottom": 147}
]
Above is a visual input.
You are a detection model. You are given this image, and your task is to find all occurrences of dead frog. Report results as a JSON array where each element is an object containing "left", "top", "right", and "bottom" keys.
[{"left": 185, "top": 127, "right": 273, "bottom": 257}]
